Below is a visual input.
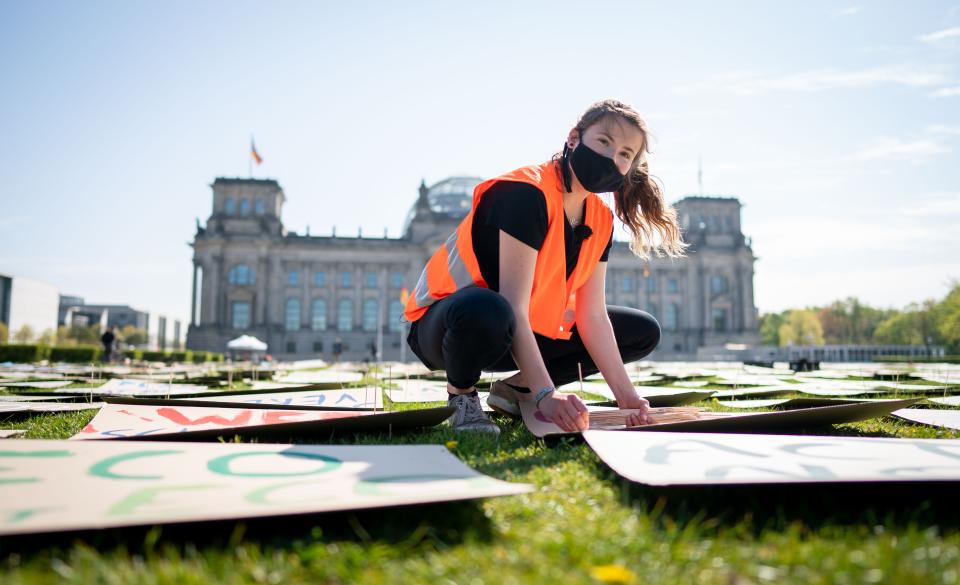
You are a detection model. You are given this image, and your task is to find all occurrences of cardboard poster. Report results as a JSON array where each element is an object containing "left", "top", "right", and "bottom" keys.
[
  {"left": 0, "top": 429, "right": 26, "bottom": 438},
  {"left": 56, "top": 379, "right": 215, "bottom": 397},
  {"left": 1, "top": 381, "right": 73, "bottom": 389},
  {"left": 583, "top": 429, "right": 960, "bottom": 486},
  {"left": 73, "top": 403, "right": 452, "bottom": 441},
  {"left": 183, "top": 388, "right": 384, "bottom": 410},
  {"left": 711, "top": 386, "right": 797, "bottom": 399},
  {"left": 0, "top": 440, "right": 531, "bottom": 536},
  {"left": 931, "top": 396, "right": 960, "bottom": 407},
  {"left": 717, "top": 397, "right": 872, "bottom": 409},
  {"left": 384, "top": 380, "right": 451, "bottom": 403},
  {"left": 273, "top": 371, "right": 364, "bottom": 384},
  {"left": 520, "top": 398, "right": 920, "bottom": 438},
  {"left": 0, "top": 402, "right": 104, "bottom": 415},
  {"left": 0, "top": 395, "right": 78, "bottom": 402},
  {"left": 892, "top": 408, "right": 960, "bottom": 431}
]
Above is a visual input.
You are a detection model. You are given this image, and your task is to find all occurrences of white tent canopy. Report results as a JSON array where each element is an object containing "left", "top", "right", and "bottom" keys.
[{"left": 226, "top": 335, "right": 268, "bottom": 352}]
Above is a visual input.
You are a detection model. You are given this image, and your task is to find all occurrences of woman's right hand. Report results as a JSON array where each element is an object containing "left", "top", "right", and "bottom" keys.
[{"left": 538, "top": 392, "right": 590, "bottom": 432}]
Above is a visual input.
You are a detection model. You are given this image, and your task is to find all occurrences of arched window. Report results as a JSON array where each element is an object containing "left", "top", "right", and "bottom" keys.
[
  {"left": 390, "top": 272, "right": 403, "bottom": 288},
  {"left": 710, "top": 275, "right": 728, "bottom": 294},
  {"left": 224, "top": 198, "right": 236, "bottom": 215},
  {"left": 254, "top": 199, "right": 266, "bottom": 215},
  {"left": 337, "top": 299, "right": 353, "bottom": 331},
  {"left": 388, "top": 300, "right": 403, "bottom": 332},
  {"left": 228, "top": 265, "right": 255, "bottom": 285},
  {"left": 311, "top": 299, "right": 327, "bottom": 331},
  {"left": 362, "top": 299, "right": 379, "bottom": 332},
  {"left": 239, "top": 199, "right": 251, "bottom": 216},
  {"left": 284, "top": 298, "right": 301, "bottom": 331}
]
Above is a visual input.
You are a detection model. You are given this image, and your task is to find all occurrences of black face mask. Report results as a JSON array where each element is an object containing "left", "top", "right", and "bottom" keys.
[{"left": 567, "top": 140, "right": 625, "bottom": 193}]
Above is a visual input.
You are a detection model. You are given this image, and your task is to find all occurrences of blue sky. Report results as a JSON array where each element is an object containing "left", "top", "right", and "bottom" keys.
[{"left": 1, "top": 0, "right": 958, "bottom": 325}]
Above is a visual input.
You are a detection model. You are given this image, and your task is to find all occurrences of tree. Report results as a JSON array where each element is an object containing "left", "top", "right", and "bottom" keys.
[
  {"left": 759, "top": 311, "right": 786, "bottom": 346},
  {"left": 0, "top": 321, "right": 7, "bottom": 344},
  {"left": 777, "top": 309, "right": 824, "bottom": 346},
  {"left": 934, "top": 282, "right": 960, "bottom": 353},
  {"left": 13, "top": 324, "right": 35, "bottom": 344},
  {"left": 119, "top": 324, "right": 148, "bottom": 347},
  {"left": 36, "top": 328, "right": 56, "bottom": 346}
]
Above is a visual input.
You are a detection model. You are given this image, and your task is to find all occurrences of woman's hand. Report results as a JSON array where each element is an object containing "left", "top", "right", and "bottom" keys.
[
  {"left": 538, "top": 392, "right": 590, "bottom": 432},
  {"left": 616, "top": 391, "right": 652, "bottom": 426}
]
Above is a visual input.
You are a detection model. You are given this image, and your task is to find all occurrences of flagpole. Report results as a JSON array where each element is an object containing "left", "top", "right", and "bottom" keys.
[{"left": 249, "top": 135, "right": 253, "bottom": 178}]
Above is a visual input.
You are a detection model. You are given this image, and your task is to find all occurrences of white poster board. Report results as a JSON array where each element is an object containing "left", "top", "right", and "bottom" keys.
[
  {"left": 184, "top": 388, "right": 384, "bottom": 410},
  {"left": 0, "top": 440, "right": 531, "bottom": 535},
  {"left": 56, "top": 379, "right": 214, "bottom": 397},
  {"left": 892, "top": 408, "right": 960, "bottom": 431},
  {"left": 584, "top": 430, "right": 960, "bottom": 485}
]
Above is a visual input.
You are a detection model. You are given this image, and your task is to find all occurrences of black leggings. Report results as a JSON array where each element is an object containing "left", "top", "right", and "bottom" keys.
[{"left": 406, "top": 286, "right": 661, "bottom": 390}]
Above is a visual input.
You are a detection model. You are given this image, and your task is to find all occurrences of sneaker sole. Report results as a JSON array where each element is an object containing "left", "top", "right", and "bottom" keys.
[{"left": 486, "top": 393, "right": 521, "bottom": 417}]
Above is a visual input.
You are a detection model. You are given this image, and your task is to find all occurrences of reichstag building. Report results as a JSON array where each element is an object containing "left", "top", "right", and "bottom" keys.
[{"left": 186, "top": 175, "right": 760, "bottom": 361}]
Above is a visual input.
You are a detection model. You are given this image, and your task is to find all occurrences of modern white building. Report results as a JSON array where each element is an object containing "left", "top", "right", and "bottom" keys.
[{"left": 0, "top": 272, "right": 59, "bottom": 342}]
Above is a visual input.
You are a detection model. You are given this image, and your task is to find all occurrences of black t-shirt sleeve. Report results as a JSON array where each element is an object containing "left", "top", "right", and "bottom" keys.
[
  {"left": 599, "top": 211, "right": 614, "bottom": 261},
  {"left": 479, "top": 181, "right": 548, "bottom": 250}
]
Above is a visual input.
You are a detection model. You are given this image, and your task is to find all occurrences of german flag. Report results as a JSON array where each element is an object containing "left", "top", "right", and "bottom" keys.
[{"left": 251, "top": 138, "right": 263, "bottom": 165}]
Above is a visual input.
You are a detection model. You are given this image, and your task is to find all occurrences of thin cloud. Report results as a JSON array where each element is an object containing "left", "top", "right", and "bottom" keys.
[
  {"left": 898, "top": 192, "right": 960, "bottom": 217},
  {"left": 925, "top": 124, "right": 960, "bottom": 135},
  {"left": 837, "top": 5, "right": 862, "bottom": 16},
  {"left": 847, "top": 137, "right": 950, "bottom": 164},
  {"left": 929, "top": 86, "right": 960, "bottom": 97},
  {"left": 674, "top": 65, "right": 950, "bottom": 96},
  {"left": 919, "top": 26, "right": 960, "bottom": 44}
]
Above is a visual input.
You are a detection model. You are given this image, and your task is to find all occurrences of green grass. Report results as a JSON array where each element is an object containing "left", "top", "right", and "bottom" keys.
[{"left": 3, "top": 395, "right": 960, "bottom": 583}]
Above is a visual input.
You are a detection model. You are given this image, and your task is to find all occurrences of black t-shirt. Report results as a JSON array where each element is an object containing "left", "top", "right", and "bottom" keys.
[{"left": 471, "top": 181, "right": 613, "bottom": 292}]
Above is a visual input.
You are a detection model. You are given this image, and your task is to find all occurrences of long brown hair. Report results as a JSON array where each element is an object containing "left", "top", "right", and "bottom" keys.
[{"left": 554, "top": 99, "right": 687, "bottom": 260}]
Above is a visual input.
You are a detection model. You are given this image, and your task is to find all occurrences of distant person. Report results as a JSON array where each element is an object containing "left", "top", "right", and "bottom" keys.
[
  {"left": 100, "top": 326, "right": 117, "bottom": 363},
  {"left": 403, "top": 99, "right": 685, "bottom": 435},
  {"left": 332, "top": 337, "right": 343, "bottom": 362},
  {"left": 368, "top": 339, "right": 377, "bottom": 363}
]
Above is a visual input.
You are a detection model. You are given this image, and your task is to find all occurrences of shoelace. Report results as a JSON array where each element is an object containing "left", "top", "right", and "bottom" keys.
[{"left": 460, "top": 394, "right": 485, "bottom": 420}]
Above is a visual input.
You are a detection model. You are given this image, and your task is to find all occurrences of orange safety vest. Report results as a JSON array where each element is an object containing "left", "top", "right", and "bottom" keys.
[{"left": 403, "top": 159, "right": 614, "bottom": 340}]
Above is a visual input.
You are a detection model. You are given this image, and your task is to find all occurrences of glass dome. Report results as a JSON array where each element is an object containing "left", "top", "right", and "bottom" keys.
[{"left": 403, "top": 176, "right": 484, "bottom": 234}]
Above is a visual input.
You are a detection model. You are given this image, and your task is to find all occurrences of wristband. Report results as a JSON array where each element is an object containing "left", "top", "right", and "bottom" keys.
[{"left": 534, "top": 386, "right": 555, "bottom": 409}]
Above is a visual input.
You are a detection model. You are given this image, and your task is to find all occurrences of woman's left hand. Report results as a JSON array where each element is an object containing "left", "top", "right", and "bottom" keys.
[{"left": 616, "top": 391, "right": 652, "bottom": 426}]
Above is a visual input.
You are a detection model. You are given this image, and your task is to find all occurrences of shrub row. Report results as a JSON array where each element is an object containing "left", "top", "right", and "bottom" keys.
[{"left": 0, "top": 344, "right": 224, "bottom": 364}]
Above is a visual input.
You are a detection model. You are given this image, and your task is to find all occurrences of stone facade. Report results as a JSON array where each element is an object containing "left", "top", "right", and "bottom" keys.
[{"left": 186, "top": 177, "right": 759, "bottom": 360}]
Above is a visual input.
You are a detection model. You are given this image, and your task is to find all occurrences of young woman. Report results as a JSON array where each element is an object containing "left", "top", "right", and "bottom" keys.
[{"left": 403, "top": 99, "right": 686, "bottom": 435}]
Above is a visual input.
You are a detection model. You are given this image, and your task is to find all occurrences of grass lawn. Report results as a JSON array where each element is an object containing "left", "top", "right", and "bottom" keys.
[{"left": 2, "top": 389, "right": 960, "bottom": 584}]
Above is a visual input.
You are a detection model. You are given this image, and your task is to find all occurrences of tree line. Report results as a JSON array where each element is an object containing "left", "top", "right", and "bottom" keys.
[{"left": 760, "top": 282, "right": 960, "bottom": 353}]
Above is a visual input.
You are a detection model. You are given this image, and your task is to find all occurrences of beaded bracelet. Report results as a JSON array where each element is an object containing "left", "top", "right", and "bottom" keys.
[{"left": 534, "top": 386, "right": 555, "bottom": 408}]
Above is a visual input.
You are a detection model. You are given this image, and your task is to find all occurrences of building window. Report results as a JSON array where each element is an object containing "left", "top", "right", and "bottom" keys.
[
  {"left": 362, "top": 299, "right": 379, "bottom": 332},
  {"left": 240, "top": 199, "right": 251, "bottom": 216},
  {"left": 388, "top": 300, "right": 403, "bottom": 332},
  {"left": 365, "top": 272, "right": 378, "bottom": 288},
  {"left": 231, "top": 301, "right": 250, "bottom": 329},
  {"left": 314, "top": 271, "right": 327, "bottom": 287},
  {"left": 224, "top": 197, "right": 236, "bottom": 215},
  {"left": 288, "top": 271, "right": 299, "bottom": 287},
  {"left": 341, "top": 271, "right": 353, "bottom": 287},
  {"left": 646, "top": 276, "right": 657, "bottom": 293},
  {"left": 228, "top": 265, "right": 255, "bottom": 285},
  {"left": 254, "top": 199, "right": 266, "bottom": 215},
  {"left": 390, "top": 272, "right": 403, "bottom": 288},
  {"left": 668, "top": 278, "right": 679, "bottom": 293},
  {"left": 285, "top": 298, "right": 300, "bottom": 331},
  {"left": 337, "top": 299, "right": 353, "bottom": 331},
  {"left": 313, "top": 340, "right": 324, "bottom": 352},
  {"left": 622, "top": 275, "right": 634, "bottom": 293},
  {"left": 665, "top": 303, "right": 680, "bottom": 331},
  {"left": 286, "top": 341, "right": 296, "bottom": 353},
  {"left": 712, "top": 307, "right": 728, "bottom": 331},
  {"left": 311, "top": 299, "right": 327, "bottom": 331},
  {"left": 710, "top": 275, "right": 728, "bottom": 295},
  {"left": 647, "top": 303, "right": 659, "bottom": 317}
]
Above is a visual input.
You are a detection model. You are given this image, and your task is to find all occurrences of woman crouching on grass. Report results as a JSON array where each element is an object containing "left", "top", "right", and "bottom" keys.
[{"left": 402, "top": 99, "right": 687, "bottom": 435}]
